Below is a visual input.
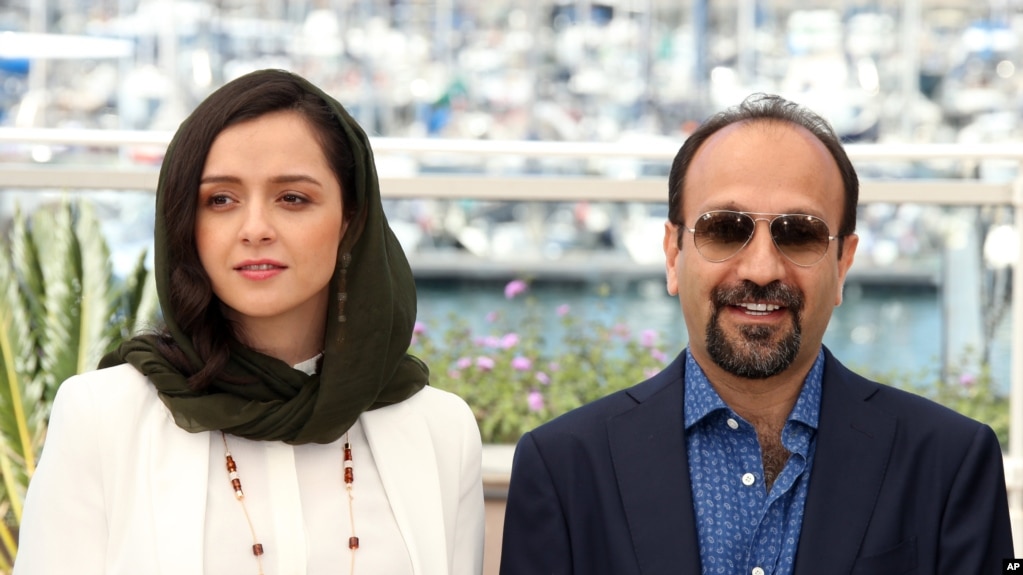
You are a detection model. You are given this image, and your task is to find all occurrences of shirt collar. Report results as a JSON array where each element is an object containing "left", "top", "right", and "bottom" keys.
[
  {"left": 683, "top": 348, "right": 824, "bottom": 430},
  {"left": 293, "top": 353, "right": 323, "bottom": 376}
]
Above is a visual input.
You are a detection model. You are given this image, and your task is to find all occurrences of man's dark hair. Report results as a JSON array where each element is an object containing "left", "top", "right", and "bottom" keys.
[{"left": 667, "top": 93, "right": 858, "bottom": 255}]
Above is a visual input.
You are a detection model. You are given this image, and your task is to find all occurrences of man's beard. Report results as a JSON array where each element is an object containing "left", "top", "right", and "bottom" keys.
[{"left": 705, "top": 280, "right": 804, "bottom": 379}]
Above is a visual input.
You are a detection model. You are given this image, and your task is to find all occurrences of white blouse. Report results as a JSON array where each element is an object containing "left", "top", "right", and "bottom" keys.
[{"left": 203, "top": 356, "right": 413, "bottom": 575}]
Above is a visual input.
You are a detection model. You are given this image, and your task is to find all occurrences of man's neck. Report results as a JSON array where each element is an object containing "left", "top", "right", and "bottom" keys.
[
  {"left": 693, "top": 350, "right": 817, "bottom": 430},
  {"left": 714, "top": 376, "right": 802, "bottom": 430}
]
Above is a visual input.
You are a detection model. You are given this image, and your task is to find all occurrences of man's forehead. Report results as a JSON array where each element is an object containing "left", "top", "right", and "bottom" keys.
[
  {"left": 683, "top": 120, "right": 843, "bottom": 211},
  {"left": 696, "top": 119, "right": 823, "bottom": 157}
]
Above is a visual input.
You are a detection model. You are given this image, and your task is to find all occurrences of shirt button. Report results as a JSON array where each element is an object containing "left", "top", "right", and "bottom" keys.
[
  {"left": 752, "top": 568, "right": 765, "bottom": 575},
  {"left": 741, "top": 473, "right": 756, "bottom": 486},
  {"left": 726, "top": 418, "right": 739, "bottom": 430}
]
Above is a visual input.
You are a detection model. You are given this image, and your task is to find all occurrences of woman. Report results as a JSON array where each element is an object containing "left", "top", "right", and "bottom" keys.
[{"left": 15, "top": 69, "right": 485, "bottom": 575}]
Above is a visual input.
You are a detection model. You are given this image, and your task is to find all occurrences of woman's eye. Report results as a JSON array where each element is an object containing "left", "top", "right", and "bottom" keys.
[
  {"left": 207, "top": 194, "right": 234, "bottom": 206},
  {"left": 281, "top": 193, "right": 307, "bottom": 204}
]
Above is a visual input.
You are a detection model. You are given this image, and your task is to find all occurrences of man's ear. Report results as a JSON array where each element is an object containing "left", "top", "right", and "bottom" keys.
[
  {"left": 835, "top": 234, "right": 859, "bottom": 306},
  {"left": 664, "top": 221, "right": 681, "bottom": 296}
]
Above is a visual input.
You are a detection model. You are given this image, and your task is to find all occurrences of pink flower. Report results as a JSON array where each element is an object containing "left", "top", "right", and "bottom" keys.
[
  {"left": 481, "top": 335, "right": 501, "bottom": 348},
  {"left": 485, "top": 311, "right": 499, "bottom": 323},
  {"left": 476, "top": 356, "right": 495, "bottom": 371},
  {"left": 536, "top": 371, "right": 550, "bottom": 385},
  {"left": 527, "top": 390, "right": 545, "bottom": 412},
  {"left": 500, "top": 332, "right": 519, "bottom": 349},
  {"left": 644, "top": 367, "right": 660, "bottom": 379},
  {"left": 612, "top": 323, "right": 631, "bottom": 339},
  {"left": 511, "top": 356, "right": 532, "bottom": 371},
  {"left": 959, "top": 373, "right": 977, "bottom": 388},
  {"left": 556, "top": 304, "right": 570, "bottom": 317},
  {"left": 447, "top": 368, "right": 461, "bottom": 379},
  {"left": 504, "top": 279, "right": 528, "bottom": 299},
  {"left": 651, "top": 349, "right": 668, "bottom": 363},
  {"left": 640, "top": 329, "right": 658, "bottom": 348},
  {"left": 456, "top": 357, "right": 472, "bottom": 370},
  {"left": 548, "top": 361, "right": 560, "bottom": 372}
]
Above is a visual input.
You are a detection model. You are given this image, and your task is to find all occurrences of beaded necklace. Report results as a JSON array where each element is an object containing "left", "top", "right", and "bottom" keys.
[{"left": 221, "top": 431, "right": 359, "bottom": 575}]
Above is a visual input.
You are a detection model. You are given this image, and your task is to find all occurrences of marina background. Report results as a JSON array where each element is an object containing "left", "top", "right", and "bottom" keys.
[{"left": 0, "top": 0, "right": 1022, "bottom": 566}]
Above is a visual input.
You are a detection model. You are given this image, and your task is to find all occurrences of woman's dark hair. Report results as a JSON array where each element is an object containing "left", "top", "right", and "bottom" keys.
[
  {"left": 157, "top": 69, "right": 358, "bottom": 389},
  {"left": 667, "top": 93, "right": 858, "bottom": 257}
]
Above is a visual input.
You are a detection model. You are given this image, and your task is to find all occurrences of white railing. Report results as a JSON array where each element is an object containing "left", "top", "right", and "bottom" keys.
[{"left": 1, "top": 128, "right": 1022, "bottom": 547}]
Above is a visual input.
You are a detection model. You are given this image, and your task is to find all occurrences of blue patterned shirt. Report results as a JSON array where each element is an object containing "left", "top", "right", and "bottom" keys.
[{"left": 684, "top": 349, "right": 823, "bottom": 575}]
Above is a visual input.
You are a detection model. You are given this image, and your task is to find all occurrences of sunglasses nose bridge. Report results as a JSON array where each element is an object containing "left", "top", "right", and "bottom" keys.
[
  {"left": 747, "top": 216, "right": 777, "bottom": 244},
  {"left": 749, "top": 215, "right": 809, "bottom": 265}
]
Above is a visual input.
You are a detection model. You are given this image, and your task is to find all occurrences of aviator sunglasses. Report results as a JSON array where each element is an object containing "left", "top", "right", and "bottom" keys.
[{"left": 680, "top": 210, "right": 839, "bottom": 267}]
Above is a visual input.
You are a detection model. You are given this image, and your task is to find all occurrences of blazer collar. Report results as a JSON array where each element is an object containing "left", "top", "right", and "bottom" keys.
[
  {"left": 794, "top": 349, "right": 896, "bottom": 573},
  {"left": 607, "top": 351, "right": 702, "bottom": 573},
  {"left": 361, "top": 399, "right": 448, "bottom": 575}
]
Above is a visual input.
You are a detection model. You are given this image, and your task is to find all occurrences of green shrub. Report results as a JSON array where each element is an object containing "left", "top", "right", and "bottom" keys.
[
  {"left": 420, "top": 279, "right": 1010, "bottom": 450},
  {"left": 415, "top": 279, "right": 669, "bottom": 444},
  {"left": 860, "top": 349, "right": 1009, "bottom": 449}
]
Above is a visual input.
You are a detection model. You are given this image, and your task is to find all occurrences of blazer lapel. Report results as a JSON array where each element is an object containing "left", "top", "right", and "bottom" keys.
[
  {"left": 607, "top": 365, "right": 702, "bottom": 574},
  {"left": 147, "top": 416, "right": 211, "bottom": 575},
  {"left": 361, "top": 402, "right": 447, "bottom": 575},
  {"left": 794, "top": 353, "right": 896, "bottom": 574}
]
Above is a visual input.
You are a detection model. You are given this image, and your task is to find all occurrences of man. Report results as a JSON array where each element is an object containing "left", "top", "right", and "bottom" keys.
[{"left": 499, "top": 94, "right": 1014, "bottom": 574}]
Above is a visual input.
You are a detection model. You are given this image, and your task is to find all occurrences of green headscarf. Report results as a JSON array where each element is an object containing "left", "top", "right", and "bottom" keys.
[{"left": 100, "top": 70, "right": 428, "bottom": 444}]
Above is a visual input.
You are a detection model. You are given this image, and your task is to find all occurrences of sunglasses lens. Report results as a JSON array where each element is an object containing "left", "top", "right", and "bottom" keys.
[
  {"left": 692, "top": 211, "right": 755, "bottom": 261},
  {"left": 771, "top": 215, "right": 831, "bottom": 265}
]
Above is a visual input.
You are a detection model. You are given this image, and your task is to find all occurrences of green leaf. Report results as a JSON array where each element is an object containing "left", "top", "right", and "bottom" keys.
[
  {"left": 35, "top": 202, "right": 82, "bottom": 398},
  {"left": 74, "top": 202, "right": 116, "bottom": 373},
  {"left": 116, "top": 249, "right": 159, "bottom": 340}
]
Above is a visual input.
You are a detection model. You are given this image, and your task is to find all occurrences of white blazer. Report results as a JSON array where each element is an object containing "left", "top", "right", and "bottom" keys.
[{"left": 14, "top": 363, "right": 485, "bottom": 575}]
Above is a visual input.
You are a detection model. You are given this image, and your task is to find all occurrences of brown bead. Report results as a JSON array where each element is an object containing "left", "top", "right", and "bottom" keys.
[
  {"left": 348, "top": 536, "right": 359, "bottom": 549},
  {"left": 252, "top": 543, "right": 264, "bottom": 556},
  {"left": 344, "top": 445, "right": 353, "bottom": 461},
  {"left": 344, "top": 468, "right": 353, "bottom": 484},
  {"left": 226, "top": 455, "right": 237, "bottom": 472}
]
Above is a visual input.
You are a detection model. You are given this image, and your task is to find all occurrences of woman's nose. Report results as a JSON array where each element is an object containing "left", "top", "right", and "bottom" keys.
[{"left": 238, "top": 204, "right": 276, "bottom": 245}]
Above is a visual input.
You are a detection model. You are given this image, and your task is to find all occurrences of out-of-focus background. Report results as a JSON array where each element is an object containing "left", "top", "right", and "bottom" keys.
[
  {"left": 0, "top": 0, "right": 1018, "bottom": 382},
  {"left": 1, "top": 0, "right": 1020, "bottom": 141},
  {"left": 0, "top": 0, "right": 1021, "bottom": 566}
]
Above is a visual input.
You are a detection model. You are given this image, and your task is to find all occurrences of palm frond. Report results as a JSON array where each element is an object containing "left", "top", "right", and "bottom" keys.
[
  {"left": 6, "top": 207, "right": 43, "bottom": 378},
  {"left": 0, "top": 498, "right": 15, "bottom": 572},
  {"left": 74, "top": 203, "right": 116, "bottom": 373},
  {"left": 0, "top": 305, "right": 42, "bottom": 572},
  {"left": 133, "top": 261, "right": 160, "bottom": 335},
  {"left": 0, "top": 241, "right": 44, "bottom": 472},
  {"left": 35, "top": 202, "right": 83, "bottom": 402},
  {"left": 113, "top": 249, "right": 160, "bottom": 341},
  {"left": 0, "top": 309, "right": 37, "bottom": 480}
]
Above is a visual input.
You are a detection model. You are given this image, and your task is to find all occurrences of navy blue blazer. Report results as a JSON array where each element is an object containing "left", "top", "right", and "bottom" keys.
[{"left": 499, "top": 347, "right": 1013, "bottom": 574}]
